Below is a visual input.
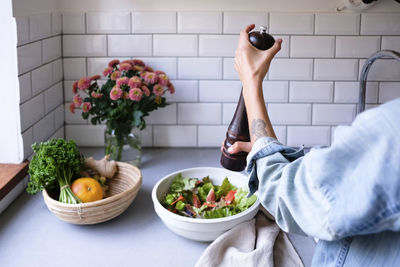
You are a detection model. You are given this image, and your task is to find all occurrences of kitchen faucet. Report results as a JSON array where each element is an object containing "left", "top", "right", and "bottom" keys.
[{"left": 359, "top": 50, "right": 400, "bottom": 114}]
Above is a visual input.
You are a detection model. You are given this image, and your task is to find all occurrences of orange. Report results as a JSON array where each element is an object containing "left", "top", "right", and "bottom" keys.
[{"left": 71, "top": 177, "right": 103, "bottom": 203}]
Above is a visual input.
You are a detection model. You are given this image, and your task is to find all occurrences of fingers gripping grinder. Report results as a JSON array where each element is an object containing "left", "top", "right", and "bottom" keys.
[{"left": 220, "top": 26, "right": 275, "bottom": 172}]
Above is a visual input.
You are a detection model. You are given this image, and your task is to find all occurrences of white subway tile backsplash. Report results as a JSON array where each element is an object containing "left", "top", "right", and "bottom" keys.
[
  {"left": 108, "top": 35, "right": 152, "bottom": 56},
  {"left": 133, "top": 126, "right": 152, "bottom": 147},
  {"left": 54, "top": 104, "right": 64, "bottom": 129},
  {"left": 147, "top": 104, "right": 177, "bottom": 124},
  {"left": 178, "top": 58, "right": 222, "bottom": 80},
  {"left": 166, "top": 80, "right": 198, "bottom": 102},
  {"left": 381, "top": 37, "right": 400, "bottom": 51},
  {"left": 379, "top": 82, "right": 400, "bottom": 103},
  {"left": 222, "top": 103, "right": 236, "bottom": 124},
  {"left": 361, "top": 13, "right": 400, "bottom": 35},
  {"left": 64, "top": 81, "right": 75, "bottom": 100},
  {"left": 63, "top": 35, "right": 107, "bottom": 57},
  {"left": 137, "top": 57, "right": 177, "bottom": 79},
  {"left": 178, "top": 12, "right": 222, "bottom": 33},
  {"left": 19, "top": 73, "right": 31, "bottom": 103},
  {"left": 336, "top": 36, "right": 380, "bottom": 58},
  {"left": 198, "top": 125, "right": 226, "bottom": 147},
  {"left": 65, "top": 103, "right": 86, "bottom": 124},
  {"left": 66, "top": 125, "right": 106, "bottom": 146},
  {"left": 314, "top": 59, "right": 358, "bottom": 80},
  {"left": 199, "top": 35, "right": 238, "bottom": 57},
  {"left": 154, "top": 35, "right": 197, "bottom": 56},
  {"left": 315, "top": 13, "right": 360, "bottom": 35},
  {"left": 312, "top": 104, "right": 356, "bottom": 125},
  {"left": 334, "top": 82, "right": 378, "bottom": 103},
  {"left": 44, "top": 82, "right": 63, "bottom": 113},
  {"left": 63, "top": 58, "right": 87, "bottom": 80},
  {"left": 17, "top": 42, "right": 42, "bottom": 74},
  {"left": 270, "top": 13, "right": 314, "bottom": 34},
  {"left": 223, "top": 58, "right": 238, "bottom": 80},
  {"left": 268, "top": 104, "right": 312, "bottom": 125},
  {"left": 52, "top": 59, "right": 64, "bottom": 83},
  {"left": 290, "top": 82, "right": 333, "bottom": 103},
  {"left": 199, "top": 81, "right": 242, "bottom": 102},
  {"left": 262, "top": 81, "right": 289, "bottom": 102},
  {"left": 62, "top": 12, "right": 86, "bottom": 34},
  {"left": 275, "top": 35, "right": 290, "bottom": 58},
  {"left": 33, "top": 112, "right": 55, "bottom": 143},
  {"left": 87, "top": 57, "right": 110, "bottom": 77},
  {"left": 42, "top": 36, "right": 62, "bottom": 63},
  {"left": 87, "top": 12, "right": 131, "bottom": 33},
  {"left": 360, "top": 59, "right": 400, "bottom": 81},
  {"left": 20, "top": 94, "right": 44, "bottom": 131},
  {"left": 51, "top": 127, "right": 65, "bottom": 139},
  {"left": 274, "top": 126, "right": 287, "bottom": 145},
  {"left": 365, "top": 104, "right": 379, "bottom": 110},
  {"left": 22, "top": 128, "right": 33, "bottom": 158},
  {"left": 31, "top": 63, "right": 53, "bottom": 95},
  {"left": 178, "top": 103, "right": 221, "bottom": 124},
  {"left": 287, "top": 126, "right": 331, "bottom": 147},
  {"left": 21, "top": 10, "right": 399, "bottom": 149},
  {"left": 29, "top": 13, "right": 52, "bottom": 41},
  {"left": 132, "top": 12, "right": 176, "bottom": 33},
  {"left": 269, "top": 59, "right": 313, "bottom": 80},
  {"left": 154, "top": 125, "right": 197, "bottom": 147},
  {"left": 223, "top": 12, "right": 267, "bottom": 34},
  {"left": 16, "top": 17, "right": 30, "bottom": 45},
  {"left": 52, "top": 13, "right": 62, "bottom": 35},
  {"left": 290, "top": 36, "right": 334, "bottom": 58}
]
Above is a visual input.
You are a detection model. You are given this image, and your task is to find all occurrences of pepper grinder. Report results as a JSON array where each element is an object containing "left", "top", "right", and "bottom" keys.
[{"left": 220, "top": 26, "right": 275, "bottom": 172}]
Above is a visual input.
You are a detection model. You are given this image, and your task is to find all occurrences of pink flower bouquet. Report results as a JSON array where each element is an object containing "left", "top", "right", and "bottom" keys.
[{"left": 70, "top": 59, "right": 175, "bottom": 161}]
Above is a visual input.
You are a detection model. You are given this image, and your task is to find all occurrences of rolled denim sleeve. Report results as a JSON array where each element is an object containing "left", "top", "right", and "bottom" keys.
[
  {"left": 245, "top": 99, "right": 400, "bottom": 241},
  {"left": 246, "top": 137, "right": 304, "bottom": 195}
]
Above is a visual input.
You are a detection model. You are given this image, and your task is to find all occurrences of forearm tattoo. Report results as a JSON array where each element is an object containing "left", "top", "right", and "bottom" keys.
[{"left": 250, "top": 119, "right": 268, "bottom": 140}]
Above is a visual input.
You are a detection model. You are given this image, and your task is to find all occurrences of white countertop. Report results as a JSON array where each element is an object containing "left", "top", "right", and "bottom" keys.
[{"left": 0, "top": 148, "right": 315, "bottom": 267}]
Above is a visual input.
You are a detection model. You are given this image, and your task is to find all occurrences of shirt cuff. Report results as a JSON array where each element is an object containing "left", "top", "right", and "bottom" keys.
[{"left": 246, "top": 136, "right": 305, "bottom": 195}]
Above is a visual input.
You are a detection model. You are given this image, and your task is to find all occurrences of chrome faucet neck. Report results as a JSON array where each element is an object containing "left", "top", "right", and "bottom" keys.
[{"left": 359, "top": 50, "right": 400, "bottom": 114}]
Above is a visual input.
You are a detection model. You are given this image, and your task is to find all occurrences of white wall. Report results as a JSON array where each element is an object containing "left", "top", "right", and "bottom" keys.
[
  {"left": 58, "top": 0, "right": 400, "bottom": 12},
  {"left": 0, "top": 0, "right": 23, "bottom": 163}
]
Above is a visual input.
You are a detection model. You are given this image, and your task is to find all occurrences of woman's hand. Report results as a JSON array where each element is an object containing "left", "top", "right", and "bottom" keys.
[
  {"left": 234, "top": 24, "right": 282, "bottom": 92},
  {"left": 221, "top": 141, "right": 252, "bottom": 154}
]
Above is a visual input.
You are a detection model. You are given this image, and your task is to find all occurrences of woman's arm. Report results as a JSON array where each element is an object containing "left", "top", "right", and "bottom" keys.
[
  {"left": 234, "top": 25, "right": 400, "bottom": 241},
  {"left": 234, "top": 24, "right": 282, "bottom": 144}
]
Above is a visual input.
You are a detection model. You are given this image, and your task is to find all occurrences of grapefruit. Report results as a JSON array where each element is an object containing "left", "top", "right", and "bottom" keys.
[{"left": 71, "top": 177, "right": 103, "bottom": 203}]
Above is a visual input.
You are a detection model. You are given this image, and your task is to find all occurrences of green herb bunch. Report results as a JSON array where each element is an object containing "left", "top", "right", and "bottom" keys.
[{"left": 27, "top": 138, "right": 84, "bottom": 204}]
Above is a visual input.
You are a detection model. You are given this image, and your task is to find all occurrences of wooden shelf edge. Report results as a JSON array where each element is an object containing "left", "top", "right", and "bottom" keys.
[{"left": 0, "top": 161, "right": 29, "bottom": 200}]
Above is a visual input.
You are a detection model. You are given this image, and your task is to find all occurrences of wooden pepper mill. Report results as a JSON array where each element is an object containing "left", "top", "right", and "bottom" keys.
[{"left": 220, "top": 26, "right": 275, "bottom": 171}]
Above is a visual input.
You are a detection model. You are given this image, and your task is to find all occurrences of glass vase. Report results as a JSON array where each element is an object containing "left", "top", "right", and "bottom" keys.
[{"left": 104, "top": 130, "right": 141, "bottom": 167}]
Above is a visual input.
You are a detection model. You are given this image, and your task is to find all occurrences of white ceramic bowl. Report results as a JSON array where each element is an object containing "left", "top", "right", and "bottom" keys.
[{"left": 152, "top": 167, "right": 260, "bottom": 242}]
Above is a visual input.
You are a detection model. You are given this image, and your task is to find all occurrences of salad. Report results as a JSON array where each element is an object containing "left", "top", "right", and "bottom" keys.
[{"left": 162, "top": 174, "right": 257, "bottom": 219}]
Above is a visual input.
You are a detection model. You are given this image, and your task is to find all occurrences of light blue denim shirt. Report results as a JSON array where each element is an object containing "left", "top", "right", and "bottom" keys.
[{"left": 246, "top": 98, "right": 400, "bottom": 267}]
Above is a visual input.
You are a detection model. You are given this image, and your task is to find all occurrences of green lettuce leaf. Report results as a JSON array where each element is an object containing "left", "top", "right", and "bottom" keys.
[
  {"left": 163, "top": 193, "right": 178, "bottom": 206},
  {"left": 198, "top": 182, "right": 214, "bottom": 202},
  {"left": 215, "top": 177, "right": 236, "bottom": 199},
  {"left": 175, "top": 201, "right": 185, "bottom": 211},
  {"left": 233, "top": 188, "right": 257, "bottom": 212},
  {"left": 170, "top": 173, "right": 197, "bottom": 193},
  {"left": 203, "top": 207, "right": 237, "bottom": 219}
]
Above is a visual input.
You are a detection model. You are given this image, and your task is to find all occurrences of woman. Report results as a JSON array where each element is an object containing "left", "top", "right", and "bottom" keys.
[{"left": 231, "top": 24, "right": 400, "bottom": 266}]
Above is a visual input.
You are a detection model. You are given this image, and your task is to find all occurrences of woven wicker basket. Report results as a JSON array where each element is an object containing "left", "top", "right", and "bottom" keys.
[{"left": 42, "top": 162, "right": 142, "bottom": 224}]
